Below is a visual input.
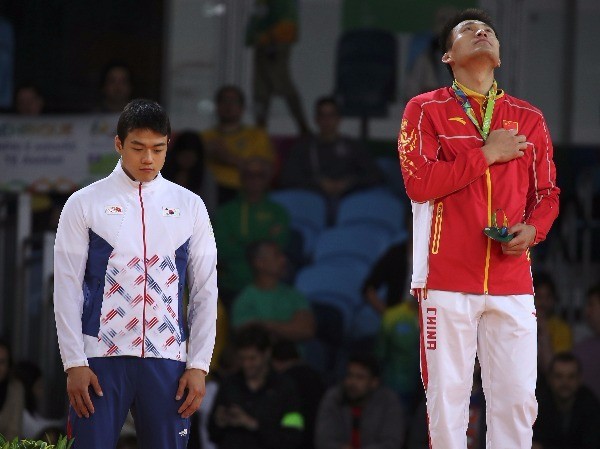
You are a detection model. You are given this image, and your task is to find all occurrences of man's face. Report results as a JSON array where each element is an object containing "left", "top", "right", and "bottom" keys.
[
  {"left": 342, "top": 363, "right": 378, "bottom": 403},
  {"left": 315, "top": 103, "right": 340, "bottom": 137},
  {"left": 216, "top": 89, "right": 244, "bottom": 125},
  {"left": 115, "top": 128, "right": 168, "bottom": 182},
  {"left": 254, "top": 243, "right": 287, "bottom": 278},
  {"left": 240, "top": 159, "right": 271, "bottom": 195},
  {"left": 585, "top": 294, "right": 600, "bottom": 335},
  {"left": 548, "top": 360, "right": 580, "bottom": 403},
  {"left": 534, "top": 284, "right": 555, "bottom": 317},
  {"left": 103, "top": 67, "right": 132, "bottom": 104},
  {"left": 16, "top": 88, "right": 44, "bottom": 116},
  {"left": 444, "top": 20, "right": 500, "bottom": 69},
  {"left": 238, "top": 347, "right": 270, "bottom": 381}
]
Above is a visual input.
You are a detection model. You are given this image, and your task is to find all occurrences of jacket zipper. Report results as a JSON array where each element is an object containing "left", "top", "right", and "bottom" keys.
[
  {"left": 431, "top": 202, "right": 443, "bottom": 254},
  {"left": 138, "top": 183, "right": 148, "bottom": 357},
  {"left": 483, "top": 168, "right": 492, "bottom": 294}
]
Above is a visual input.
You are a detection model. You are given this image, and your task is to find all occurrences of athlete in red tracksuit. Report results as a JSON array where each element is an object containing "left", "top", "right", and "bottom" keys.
[{"left": 398, "top": 9, "right": 559, "bottom": 449}]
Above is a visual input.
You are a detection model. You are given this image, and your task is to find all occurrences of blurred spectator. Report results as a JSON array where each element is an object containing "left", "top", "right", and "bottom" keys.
[
  {"left": 0, "top": 339, "right": 25, "bottom": 439},
  {"left": 245, "top": 0, "right": 309, "bottom": 134},
  {"left": 534, "top": 272, "right": 573, "bottom": 376},
  {"left": 13, "top": 361, "right": 64, "bottom": 439},
  {"left": 191, "top": 345, "right": 239, "bottom": 449},
  {"left": 231, "top": 240, "right": 315, "bottom": 342},
  {"left": 208, "top": 325, "right": 304, "bottom": 449},
  {"left": 14, "top": 83, "right": 44, "bottom": 115},
  {"left": 533, "top": 352, "right": 600, "bottom": 449},
  {"left": 404, "top": 6, "right": 457, "bottom": 100},
  {"left": 281, "top": 96, "right": 382, "bottom": 221},
  {"left": 314, "top": 353, "right": 405, "bottom": 449},
  {"left": 214, "top": 157, "right": 290, "bottom": 305},
  {"left": 408, "top": 359, "right": 485, "bottom": 449},
  {"left": 573, "top": 284, "right": 600, "bottom": 400},
  {"left": 202, "top": 85, "right": 275, "bottom": 204},
  {"left": 0, "top": 14, "right": 14, "bottom": 109},
  {"left": 375, "top": 295, "right": 421, "bottom": 412},
  {"left": 161, "top": 130, "right": 218, "bottom": 215},
  {"left": 362, "top": 241, "right": 410, "bottom": 315},
  {"left": 95, "top": 61, "right": 133, "bottom": 113},
  {"left": 272, "top": 339, "right": 325, "bottom": 449}
]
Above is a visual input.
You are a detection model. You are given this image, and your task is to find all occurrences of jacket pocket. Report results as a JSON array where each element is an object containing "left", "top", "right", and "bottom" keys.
[{"left": 431, "top": 202, "right": 443, "bottom": 254}]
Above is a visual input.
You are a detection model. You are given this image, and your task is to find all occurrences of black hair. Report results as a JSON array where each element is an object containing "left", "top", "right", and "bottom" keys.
[
  {"left": 234, "top": 324, "right": 272, "bottom": 352},
  {"left": 533, "top": 272, "right": 558, "bottom": 298},
  {"left": 271, "top": 339, "right": 300, "bottom": 362},
  {"left": 439, "top": 8, "right": 498, "bottom": 76},
  {"left": 161, "top": 130, "right": 206, "bottom": 192},
  {"left": 116, "top": 99, "right": 171, "bottom": 142},
  {"left": 15, "top": 82, "right": 44, "bottom": 98},
  {"left": 215, "top": 85, "right": 245, "bottom": 107},
  {"left": 314, "top": 95, "right": 339, "bottom": 115},
  {"left": 549, "top": 352, "right": 582, "bottom": 375},
  {"left": 348, "top": 353, "right": 380, "bottom": 378},
  {"left": 246, "top": 239, "right": 279, "bottom": 268}
]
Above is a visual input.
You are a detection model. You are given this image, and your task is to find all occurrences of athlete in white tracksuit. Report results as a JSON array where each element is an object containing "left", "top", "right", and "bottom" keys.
[{"left": 54, "top": 99, "right": 218, "bottom": 449}]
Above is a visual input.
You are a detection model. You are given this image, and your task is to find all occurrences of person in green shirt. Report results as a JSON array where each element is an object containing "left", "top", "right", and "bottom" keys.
[
  {"left": 215, "top": 158, "right": 290, "bottom": 305},
  {"left": 232, "top": 240, "right": 315, "bottom": 343}
]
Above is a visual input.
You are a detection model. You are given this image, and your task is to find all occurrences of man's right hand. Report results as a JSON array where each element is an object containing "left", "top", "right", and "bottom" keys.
[
  {"left": 482, "top": 128, "right": 528, "bottom": 165},
  {"left": 66, "top": 366, "right": 103, "bottom": 418}
]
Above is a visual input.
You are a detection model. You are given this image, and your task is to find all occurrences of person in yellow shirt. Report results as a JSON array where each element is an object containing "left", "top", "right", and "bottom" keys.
[
  {"left": 202, "top": 85, "right": 275, "bottom": 204},
  {"left": 534, "top": 272, "right": 573, "bottom": 376}
]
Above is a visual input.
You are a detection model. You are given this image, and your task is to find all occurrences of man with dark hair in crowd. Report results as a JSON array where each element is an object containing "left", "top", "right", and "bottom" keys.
[
  {"left": 281, "top": 96, "right": 382, "bottom": 220},
  {"left": 208, "top": 324, "right": 304, "bottom": 449},
  {"left": 533, "top": 352, "right": 600, "bottom": 449},
  {"left": 202, "top": 85, "right": 275, "bottom": 204},
  {"left": 272, "top": 339, "right": 325, "bottom": 449},
  {"left": 231, "top": 240, "right": 314, "bottom": 342},
  {"left": 95, "top": 62, "right": 133, "bottom": 113},
  {"left": 399, "top": 8, "right": 559, "bottom": 448},
  {"left": 315, "top": 354, "right": 404, "bottom": 449}
]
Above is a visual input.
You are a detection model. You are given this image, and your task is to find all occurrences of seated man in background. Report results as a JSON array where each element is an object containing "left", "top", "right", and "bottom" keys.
[
  {"left": 231, "top": 240, "right": 315, "bottom": 343},
  {"left": 315, "top": 354, "right": 405, "bottom": 449},
  {"left": 281, "top": 96, "right": 382, "bottom": 220},
  {"left": 202, "top": 85, "right": 275, "bottom": 204},
  {"left": 533, "top": 352, "right": 600, "bottom": 449},
  {"left": 208, "top": 325, "right": 304, "bottom": 449},
  {"left": 215, "top": 157, "right": 290, "bottom": 306},
  {"left": 573, "top": 284, "right": 600, "bottom": 401}
]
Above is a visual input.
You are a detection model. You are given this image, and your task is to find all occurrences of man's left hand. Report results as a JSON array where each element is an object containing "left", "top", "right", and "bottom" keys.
[
  {"left": 501, "top": 223, "right": 536, "bottom": 256},
  {"left": 176, "top": 368, "right": 207, "bottom": 418}
]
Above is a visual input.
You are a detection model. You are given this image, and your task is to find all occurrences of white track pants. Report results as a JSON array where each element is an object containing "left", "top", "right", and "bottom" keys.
[{"left": 418, "top": 290, "right": 538, "bottom": 449}]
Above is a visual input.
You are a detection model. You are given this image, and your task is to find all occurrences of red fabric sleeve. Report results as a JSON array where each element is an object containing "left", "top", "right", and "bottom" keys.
[{"left": 524, "top": 115, "right": 560, "bottom": 244}]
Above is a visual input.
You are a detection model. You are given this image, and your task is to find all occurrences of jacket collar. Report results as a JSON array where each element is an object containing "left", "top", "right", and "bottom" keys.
[{"left": 111, "top": 159, "right": 164, "bottom": 192}]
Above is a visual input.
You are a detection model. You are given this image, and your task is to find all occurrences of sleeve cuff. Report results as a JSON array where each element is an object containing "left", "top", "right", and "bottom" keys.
[
  {"left": 186, "top": 360, "right": 210, "bottom": 374},
  {"left": 63, "top": 359, "right": 89, "bottom": 372}
]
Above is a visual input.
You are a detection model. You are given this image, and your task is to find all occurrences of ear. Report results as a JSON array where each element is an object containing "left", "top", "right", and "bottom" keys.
[
  {"left": 442, "top": 52, "right": 452, "bottom": 64},
  {"left": 114, "top": 135, "right": 123, "bottom": 155}
]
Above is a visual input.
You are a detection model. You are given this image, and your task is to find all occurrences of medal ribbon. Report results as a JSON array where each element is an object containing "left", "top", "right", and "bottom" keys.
[{"left": 451, "top": 80, "right": 498, "bottom": 140}]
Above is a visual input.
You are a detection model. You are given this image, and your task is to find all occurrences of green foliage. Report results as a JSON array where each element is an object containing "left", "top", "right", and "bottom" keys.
[{"left": 0, "top": 434, "right": 73, "bottom": 449}]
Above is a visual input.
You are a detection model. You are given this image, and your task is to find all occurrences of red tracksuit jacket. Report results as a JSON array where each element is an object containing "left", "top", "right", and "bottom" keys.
[{"left": 399, "top": 85, "right": 559, "bottom": 295}]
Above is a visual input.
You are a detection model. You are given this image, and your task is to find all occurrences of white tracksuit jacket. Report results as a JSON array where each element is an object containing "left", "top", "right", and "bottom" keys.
[{"left": 53, "top": 162, "right": 218, "bottom": 373}]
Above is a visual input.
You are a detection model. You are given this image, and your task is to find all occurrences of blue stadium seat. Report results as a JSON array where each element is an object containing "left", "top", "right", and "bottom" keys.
[
  {"left": 337, "top": 188, "right": 406, "bottom": 238},
  {"left": 313, "top": 225, "right": 392, "bottom": 268},
  {"left": 270, "top": 189, "right": 327, "bottom": 258}
]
